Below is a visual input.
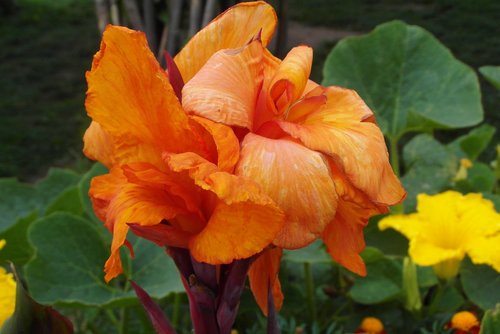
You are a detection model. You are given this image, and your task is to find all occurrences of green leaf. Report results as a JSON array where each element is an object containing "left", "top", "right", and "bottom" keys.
[
  {"left": 0, "top": 212, "right": 38, "bottom": 265},
  {"left": 78, "top": 163, "right": 107, "bottom": 223},
  {"left": 448, "top": 124, "right": 496, "bottom": 160},
  {"left": 480, "top": 66, "right": 500, "bottom": 90},
  {"left": 434, "top": 284, "right": 464, "bottom": 313},
  {"left": 416, "top": 266, "right": 438, "bottom": 288},
  {"left": 0, "top": 168, "right": 80, "bottom": 233},
  {"left": 24, "top": 213, "right": 183, "bottom": 307},
  {"left": 483, "top": 193, "right": 500, "bottom": 211},
  {"left": 455, "top": 162, "right": 496, "bottom": 193},
  {"left": 283, "top": 240, "right": 331, "bottom": 264},
  {"left": 364, "top": 216, "right": 409, "bottom": 256},
  {"left": 322, "top": 20, "right": 482, "bottom": 139},
  {"left": 461, "top": 257, "right": 500, "bottom": 310},
  {"left": 0, "top": 264, "right": 73, "bottom": 334},
  {"left": 350, "top": 251, "right": 402, "bottom": 304},
  {"left": 480, "top": 304, "right": 500, "bottom": 334},
  {"left": 45, "top": 186, "right": 83, "bottom": 216},
  {"left": 0, "top": 179, "right": 38, "bottom": 232},
  {"left": 401, "top": 134, "right": 458, "bottom": 211}
]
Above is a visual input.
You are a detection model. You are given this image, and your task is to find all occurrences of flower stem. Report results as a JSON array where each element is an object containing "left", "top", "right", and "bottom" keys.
[
  {"left": 304, "top": 262, "right": 317, "bottom": 325},
  {"left": 171, "top": 292, "right": 181, "bottom": 329}
]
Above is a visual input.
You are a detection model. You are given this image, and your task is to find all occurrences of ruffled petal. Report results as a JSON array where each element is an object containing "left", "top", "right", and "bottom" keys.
[
  {"left": 189, "top": 116, "right": 240, "bottom": 173},
  {"left": 466, "top": 234, "right": 500, "bottom": 272},
  {"left": 182, "top": 40, "right": 264, "bottom": 129},
  {"left": 83, "top": 121, "right": 116, "bottom": 168},
  {"left": 85, "top": 25, "right": 205, "bottom": 165},
  {"left": 378, "top": 214, "right": 422, "bottom": 240},
  {"left": 236, "top": 133, "right": 338, "bottom": 248},
  {"left": 174, "top": 1, "right": 276, "bottom": 82},
  {"left": 269, "top": 46, "right": 313, "bottom": 114},
  {"left": 276, "top": 86, "right": 405, "bottom": 205},
  {"left": 248, "top": 247, "right": 284, "bottom": 316},
  {"left": 409, "top": 238, "right": 464, "bottom": 266},
  {"left": 167, "top": 152, "right": 285, "bottom": 264},
  {"left": 323, "top": 162, "right": 387, "bottom": 276}
]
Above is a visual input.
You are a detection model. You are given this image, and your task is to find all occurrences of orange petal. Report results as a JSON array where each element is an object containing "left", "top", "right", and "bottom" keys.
[
  {"left": 85, "top": 25, "right": 204, "bottom": 164},
  {"left": 182, "top": 40, "right": 264, "bottom": 129},
  {"left": 276, "top": 86, "right": 405, "bottom": 205},
  {"left": 236, "top": 133, "right": 338, "bottom": 249},
  {"left": 322, "top": 162, "right": 388, "bottom": 276},
  {"left": 189, "top": 116, "right": 240, "bottom": 173},
  {"left": 167, "top": 152, "right": 285, "bottom": 264},
  {"left": 174, "top": 1, "right": 276, "bottom": 82},
  {"left": 248, "top": 247, "right": 284, "bottom": 316},
  {"left": 83, "top": 121, "right": 116, "bottom": 168},
  {"left": 269, "top": 46, "right": 313, "bottom": 114}
]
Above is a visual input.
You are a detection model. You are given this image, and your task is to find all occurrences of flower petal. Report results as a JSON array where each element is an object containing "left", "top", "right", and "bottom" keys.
[
  {"left": 83, "top": 121, "right": 116, "bottom": 168},
  {"left": 409, "top": 238, "right": 464, "bottom": 266},
  {"left": 277, "top": 86, "right": 405, "bottom": 205},
  {"left": 85, "top": 25, "right": 204, "bottom": 165},
  {"left": 248, "top": 247, "right": 284, "bottom": 316},
  {"left": 466, "top": 234, "right": 500, "bottom": 272},
  {"left": 182, "top": 40, "right": 264, "bottom": 129},
  {"left": 236, "top": 133, "right": 338, "bottom": 248},
  {"left": 167, "top": 152, "right": 285, "bottom": 264},
  {"left": 174, "top": 1, "right": 276, "bottom": 82},
  {"left": 269, "top": 46, "right": 313, "bottom": 114}
]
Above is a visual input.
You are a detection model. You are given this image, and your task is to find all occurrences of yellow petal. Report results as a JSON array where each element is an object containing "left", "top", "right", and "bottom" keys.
[
  {"left": 277, "top": 86, "right": 405, "bottom": 205},
  {"left": 409, "top": 237, "right": 464, "bottom": 267},
  {"left": 174, "top": 1, "right": 276, "bottom": 82},
  {"left": 378, "top": 214, "right": 422, "bottom": 240},
  {"left": 236, "top": 133, "right": 338, "bottom": 248},
  {"left": 467, "top": 234, "right": 500, "bottom": 272},
  {"left": 182, "top": 40, "right": 264, "bottom": 129},
  {"left": 248, "top": 247, "right": 284, "bottom": 316},
  {"left": 0, "top": 267, "right": 16, "bottom": 328}
]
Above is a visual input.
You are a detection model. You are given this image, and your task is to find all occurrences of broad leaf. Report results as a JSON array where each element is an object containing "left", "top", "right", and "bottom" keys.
[
  {"left": 283, "top": 240, "right": 331, "bottom": 264},
  {"left": 455, "top": 162, "right": 496, "bottom": 193},
  {"left": 323, "top": 20, "right": 482, "bottom": 140},
  {"left": 448, "top": 124, "right": 496, "bottom": 160},
  {"left": 24, "top": 213, "right": 183, "bottom": 307},
  {"left": 0, "top": 265, "right": 73, "bottom": 334},
  {"left": 350, "top": 248, "right": 402, "bottom": 304},
  {"left": 461, "top": 257, "right": 500, "bottom": 310},
  {"left": 401, "top": 134, "right": 457, "bottom": 211},
  {"left": 78, "top": 162, "right": 107, "bottom": 223},
  {"left": 480, "top": 66, "right": 500, "bottom": 90},
  {"left": 0, "top": 212, "right": 37, "bottom": 265}
]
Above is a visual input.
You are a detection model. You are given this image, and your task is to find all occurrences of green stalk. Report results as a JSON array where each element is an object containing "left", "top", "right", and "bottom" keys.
[
  {"left": 304, "top": 262, "right": 317, "bottom": 325},
  {"left": 171, "top": 292, "right": 181, "bottom": 329},
  {"left": 119, "top": 307, "right": 129, "bottom": 334}
]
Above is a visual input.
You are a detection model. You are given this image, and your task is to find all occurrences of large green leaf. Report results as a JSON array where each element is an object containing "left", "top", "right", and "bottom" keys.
[
  {"left": 480, "top": 66, "right": 500, "bottom": 90},
  {"left": 0, "top": 168, "right": 80, "bottom": 233},
  {"left": 401, "top": 134, "right": 457, "bottom": 211},
  {"left": 0, "top": 265, "right": 73, "bottom": 334},
  {"left": 323, "top": 20, "right": 482, "bottom": 140},
  {"left": 350, "top": 247, "right": 402, "bottom": 304},
  {"left": 24, "top": 213, "right": 183, "bottom": 308},
  {"left": 461, "top": 257, "right": 500, "bottom": 310},
  {"left": 448, "top": 124, "right": 496, "bottom": 161},
  {"left": 455, "top": 162, "right": 496, "bottom": 193},
  {"left": 78, "top": 162, "right": 107, "bottom": 223},
  {"left": 283, "top": 240, "right": 331, "bottom": 264},
  {"left": 0, "top": 212, "right": 38, "bottom": 265}
]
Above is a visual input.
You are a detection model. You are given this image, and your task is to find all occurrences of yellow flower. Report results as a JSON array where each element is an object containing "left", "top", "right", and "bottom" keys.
[
  {"left": 379, "top": 191, "right": 500, "bottom": 279},
  {"left": 0, "top": 240, "right": 16, "bottom": 328},
  {"left": 450, "top": 311, "right": 479, "bottom": 332}
]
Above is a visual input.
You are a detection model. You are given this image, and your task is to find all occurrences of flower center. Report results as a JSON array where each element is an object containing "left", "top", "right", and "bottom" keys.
[
  {"left": 450, "top": 311, "right": 479, "bottom": 331},
  {"left": 360, "top": 317, "right": 384, "bottom": 333}
]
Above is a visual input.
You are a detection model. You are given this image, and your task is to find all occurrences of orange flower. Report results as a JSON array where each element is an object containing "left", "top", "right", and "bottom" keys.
[{"left": 83, "top": 1, "right": 404, "bottom": 314}]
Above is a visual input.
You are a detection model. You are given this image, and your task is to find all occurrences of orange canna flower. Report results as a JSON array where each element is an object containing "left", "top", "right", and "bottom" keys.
[{"left": 83, "top": 0, "right": 405, "bottom": 314}]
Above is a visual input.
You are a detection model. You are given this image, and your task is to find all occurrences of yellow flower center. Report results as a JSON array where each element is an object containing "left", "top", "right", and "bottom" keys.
[
  {"left": 360, "top": 317, "right": 384, "bottom": 333},
  {"left": 450, "top": 311, "right": 479, "bottom": 331},
  {"left": 432, "top": 258, "right": 461, "bottom": 280}
]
